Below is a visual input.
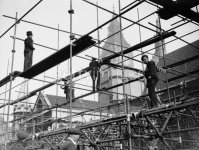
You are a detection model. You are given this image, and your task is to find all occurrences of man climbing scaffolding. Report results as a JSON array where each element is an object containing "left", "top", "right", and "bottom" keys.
[
  {"left": 89, "top": 57, "right": 101, "bottom": 91},
  {"left": 61, "top": 81, "right": 75, "bottom": 101},
  {"left": 24, "top": 31, "right": 35, "bottom": 71},
  {"left": 141, "top": 54, "right": 168, "bottom": 109}
]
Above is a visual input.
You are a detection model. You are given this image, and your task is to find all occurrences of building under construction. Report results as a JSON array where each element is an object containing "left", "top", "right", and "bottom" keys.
[{"left": 0, "top": 0, "right": 199, "bottom": 150}]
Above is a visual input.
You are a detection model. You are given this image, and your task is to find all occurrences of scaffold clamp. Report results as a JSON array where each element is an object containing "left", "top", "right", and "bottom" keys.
[
  {"left": 68, "top": 9, "right": 74, "bottom": 14},
  {"left": 70, "top": 34, "right": 75, "bottom": 40},
  {"left": 127, "top": 114, "right": 131, "bottom": 121},
  {"left": 16, "top": 19, "right": 20, "bottom": 24}
]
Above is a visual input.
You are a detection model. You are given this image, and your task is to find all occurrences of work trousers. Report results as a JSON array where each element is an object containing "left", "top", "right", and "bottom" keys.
[
  {"left": 147, "top": 78, "right": 158, "bottom": 108},
  {"left": 90, "top": 70, "right": 100, "bottom": 91},
  {"left": 24, "top": 50, "right": 33, "bottom": 71},
  {"left": 65, "top": 89, "right": 75, "bottom": 101}
]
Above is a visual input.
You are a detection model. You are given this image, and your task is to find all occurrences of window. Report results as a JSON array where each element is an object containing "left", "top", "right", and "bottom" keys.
[
  {"left": 37, "top": 99, "right": 42, "bottom": 110},
  {"left": 103, "top": 71, "right": 109, "bottom": 81}
]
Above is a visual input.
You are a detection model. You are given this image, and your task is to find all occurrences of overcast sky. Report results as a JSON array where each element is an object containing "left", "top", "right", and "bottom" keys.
[{"left": 0, "top": 0, "right": 198, "bottom": 120}]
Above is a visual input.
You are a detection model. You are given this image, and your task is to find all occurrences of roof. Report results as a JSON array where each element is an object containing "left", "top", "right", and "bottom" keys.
[
  {"left": 24, "top": 93, "right": 107, "bottom": 123},
  {"left": 157, "top": 40, "right": 199, "bottom": 89},
  {"left": 157, "top": 40, "right": 199, "bottom": 67},
  {"left": 46, "top": 94, "right": 103, "bottom": 111}
]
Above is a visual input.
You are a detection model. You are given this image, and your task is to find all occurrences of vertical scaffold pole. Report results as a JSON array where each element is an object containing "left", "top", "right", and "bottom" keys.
[
  {"left": 96, "top": 1, "right": 102, "bottom": 120},
  {"left": 5, "top": 12, "right": 18, "bottom": 150},
  {"left": 118, "top": 0, "right": 126, "bottom": 112},
  {"left": 2, "top": 60, "right": 9, "bottom": 131},
  {"left": 56, "top": 24, "right": 60, "bottom": 129},
  {"left": 137, "top": 9, "right": 144, "bottom": 149},
  {"left": 157, "top": 14, "right": 171, "bottom": 103},
  {"left": 137, "top": 8, "right": 145, "bottom": 97},
  {"left": 174, "top": 91, "right": 182, "bottom": 148},
  {"left": 68, "top": 0, "right": 74, "bottom": 128},
  {"left": 137, "top": 8, "right": 143, "bottom": 55},
  {"left": 33, "top": 119, "right": 35, "bottom": 140},
  {"left": 43, "top": 72, "right": 46, "bottom": 94},
  {"left": 126, "top": 95, "right": 132, "bottom": 150},
  {"left": 56, "top": 24, "right": 60, "bottom": 96}
]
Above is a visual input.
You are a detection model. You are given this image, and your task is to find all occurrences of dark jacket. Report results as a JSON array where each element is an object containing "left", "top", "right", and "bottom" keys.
[
  {"left": 60, "top": 139, "right": 77, "bottom": 150},
  {"left": 144, "top": 61, "right": 158, "bottom": 80},
  {"left": 24, "top": 37, "right": 35, "bottom": 53},
  {"left": 62, "top": 84, "right": 69, "bottom": 94}
]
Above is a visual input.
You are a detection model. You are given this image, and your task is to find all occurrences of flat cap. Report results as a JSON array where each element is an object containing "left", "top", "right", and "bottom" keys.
[
  {"left": 26, "top": 31, "right": 33, "bottom": 35},
  {"left": 141, "top": 54, "right": 148, "bottom": 61},
  {"left": 67, "top": 127, "right": 82, "bottom": 135},
  {"left": 16, "top": 130, "right": 29, "bottom": 140}
]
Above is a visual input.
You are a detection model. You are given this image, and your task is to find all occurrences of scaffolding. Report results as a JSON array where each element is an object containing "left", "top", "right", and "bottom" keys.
[{"left": 0, "top": 0, "right": 199, "bottom": 150}]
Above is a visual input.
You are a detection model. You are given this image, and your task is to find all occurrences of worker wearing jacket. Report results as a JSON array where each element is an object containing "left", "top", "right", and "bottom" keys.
[
  {"left": 142, "top": 55, "right": 159, "bottom": 108},
  {"left": 24, "top": 31, "right": 35, "bottom": 71}
]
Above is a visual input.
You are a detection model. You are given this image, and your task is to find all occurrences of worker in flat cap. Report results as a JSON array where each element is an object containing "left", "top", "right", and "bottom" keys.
[
  {"left": 60, "top": 127, "right": 82, "bottom": 150},
  {"left": 141, "top": 54, "right": 159, "bottom": 109},
  {"left": 141, "top": 55, "right": 168, "bottom": 109},
  {"left": 9, "top": 130, "right": 28, "bottom": 150},
  {"left": 24, "top": 31, "right": 35, "bottom": 71},
  {"left": 89, "top": 57, "right": 101, "bottom": 91}
]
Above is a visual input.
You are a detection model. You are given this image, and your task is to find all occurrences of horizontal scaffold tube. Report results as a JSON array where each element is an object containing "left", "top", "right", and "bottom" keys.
[
  {"left": 143, "top": 97, "right": 199, "bottom": 115},
  {"left": 102, "top": 31, "right": 176, "bottom": 63},
  {"left": 0, "top": 71, "right": 21, "bottom": 88}
]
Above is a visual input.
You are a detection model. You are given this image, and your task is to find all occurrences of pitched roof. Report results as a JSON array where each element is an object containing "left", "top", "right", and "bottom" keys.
[
  {"left": 157, "top": 40, "right": 199, "bottom": 89},
  {"left": 46, "top": 94, "right": 103, "bottom": 111},
  {"left": 157, "top": 40, "right": 199, "bottom": 67}
]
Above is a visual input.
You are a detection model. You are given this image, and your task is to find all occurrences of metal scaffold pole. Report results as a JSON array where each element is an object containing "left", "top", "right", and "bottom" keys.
[
  {"left": 56, "top": 24, "right": 60, "bottom": 129},
  {"left": 5, "top": 12, "right": 18, "bottom": 150},
  {"left": 69, "top": 0, "right": 74, "bottom": 128},
  {"left": 32, "top": 119, "right": 35, "bottom": 140},
  {"left": 56, "top": 24, "right": 60, "bottom": 96},
  {"left": 126, "top": 95, "right": 132, "bottom": 150},
  {"left": 157, "top": 14, "right": 171, "bottom": 103},
  {"left": 2, "top": 60, "right": 9, "bottom": 131},
  {"left": 137, "top": 8, "right": 145, "bottom": 103},
  {"left": 96, "top": 1, "right": 102, "bottom": 120},
  {"left": 118, "top": 0, "right": 126, "bottom": 112},
  {"left": 137, "top": 9, "right": 144, "bottom": 149}
]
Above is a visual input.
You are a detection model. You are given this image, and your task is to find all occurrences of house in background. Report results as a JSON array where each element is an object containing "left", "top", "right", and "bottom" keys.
[{"left": 18, "top": 92, "right": 109, "bottom": 134}]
